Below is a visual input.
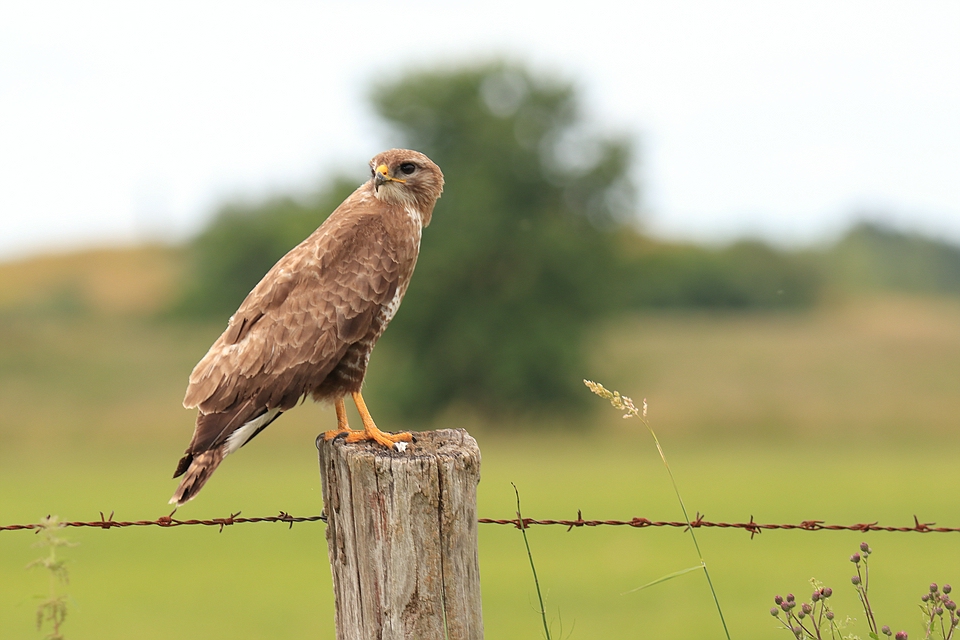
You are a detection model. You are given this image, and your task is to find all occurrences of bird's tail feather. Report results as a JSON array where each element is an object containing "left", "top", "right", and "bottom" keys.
[{"left": 169, "top": 449, "right": 224, "bottom": 506}]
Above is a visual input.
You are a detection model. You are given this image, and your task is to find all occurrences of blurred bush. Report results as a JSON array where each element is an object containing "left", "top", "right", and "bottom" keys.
[
  {"left": 824, "top": 221, "right": 960, "bottom": 296},
  {"left": 620, "top": 238, "right": 821, "bottom": 309}
]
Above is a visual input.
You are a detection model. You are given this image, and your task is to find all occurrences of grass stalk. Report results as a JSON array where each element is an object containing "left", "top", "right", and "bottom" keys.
[
  {"left": 513, "top": 482, "right": 551, "bottom": 640},
  {"left": 585, "top": 380, "right": 732, "bottom": 640}
]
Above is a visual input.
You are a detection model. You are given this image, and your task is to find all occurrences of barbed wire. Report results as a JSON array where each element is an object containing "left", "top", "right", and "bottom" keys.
[
  {"left": 0, "top": 511, "right": 325, "bottom": 533},
  {"left": 1, "top": 511, "right": 954, "bottom": 538},
  {"left": 479, "top": 512, "right": 954, "bottom": 539}
]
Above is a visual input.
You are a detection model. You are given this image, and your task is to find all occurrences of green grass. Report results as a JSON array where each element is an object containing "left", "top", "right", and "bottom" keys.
[
  {"left": 4, "top": 437, "right": 960, "bottom": 639},
  {"left": 2, "top": 249, "right": 960, "bottom": 638}
]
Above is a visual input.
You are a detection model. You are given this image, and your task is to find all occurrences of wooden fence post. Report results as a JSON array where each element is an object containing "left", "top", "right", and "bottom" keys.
[{"left": 317, "top": 428, "right": 483, "bottom": 640}]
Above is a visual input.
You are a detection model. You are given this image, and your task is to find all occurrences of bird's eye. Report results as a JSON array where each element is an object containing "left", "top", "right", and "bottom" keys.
[{"left": 399, "top": 162, "right": 417, "bottom": 175}]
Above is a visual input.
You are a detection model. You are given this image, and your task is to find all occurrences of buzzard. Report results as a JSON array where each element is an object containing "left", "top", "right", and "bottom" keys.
[{"left": 170, "top": 149, "right": 444, "bottom": 506}]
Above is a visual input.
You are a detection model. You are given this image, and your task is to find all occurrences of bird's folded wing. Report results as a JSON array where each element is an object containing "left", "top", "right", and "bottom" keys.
[{"left": 182, "top": 213, "right": 400, "bottom": 448}]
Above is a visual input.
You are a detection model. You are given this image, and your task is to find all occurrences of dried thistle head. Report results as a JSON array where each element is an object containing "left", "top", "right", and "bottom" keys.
[{"left": 31, "top": 517, "right": 77, "bottom": 551}]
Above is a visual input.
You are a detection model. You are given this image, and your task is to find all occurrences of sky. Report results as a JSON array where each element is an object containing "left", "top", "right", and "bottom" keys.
[{"left": 1, "top": 1, "right": 958, "bottom": 260}]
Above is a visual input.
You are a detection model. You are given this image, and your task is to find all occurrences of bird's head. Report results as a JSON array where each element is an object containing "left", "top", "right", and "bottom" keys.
[{"left": 369, "top": 149, "right": 444, "bottom": 226}]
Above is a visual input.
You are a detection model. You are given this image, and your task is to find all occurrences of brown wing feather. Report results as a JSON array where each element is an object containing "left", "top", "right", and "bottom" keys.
[{"left": 181, "top": 193, "right": 401, "bottom": 455}]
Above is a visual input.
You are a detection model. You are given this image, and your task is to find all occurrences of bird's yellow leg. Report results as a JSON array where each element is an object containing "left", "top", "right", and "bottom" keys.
[
  {"left": 322, "top": 397, "right": 354, "bottom": 441},
  {"left": 344, "top": 390, "right": 412, "bottom": 449}
]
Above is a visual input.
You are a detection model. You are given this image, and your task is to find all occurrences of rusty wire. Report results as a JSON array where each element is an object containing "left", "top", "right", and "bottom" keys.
[
  {"left": 1, "top": 511, "right": 956, "bottom": 538},
  {"left": 478, "top": 512, "right": 955, "bottom": 539},
  {"left": 0, "top": 511, "right": 325, "bottom": 533}
]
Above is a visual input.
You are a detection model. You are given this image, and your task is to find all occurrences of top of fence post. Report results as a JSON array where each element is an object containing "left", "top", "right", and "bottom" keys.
[{"left": 318, "top": 428, "right": 483, "bottom": 640}]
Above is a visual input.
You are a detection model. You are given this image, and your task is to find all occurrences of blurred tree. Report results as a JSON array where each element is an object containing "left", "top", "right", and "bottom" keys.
[
  {"left": 369, "top": 63, "right": 638, "bottom": 418},
  {"left": 173, "top": 180, "right": 357, "bottom": 317},
  {"left": 172, "top": 61, "right": 826, "bottom": 423}
]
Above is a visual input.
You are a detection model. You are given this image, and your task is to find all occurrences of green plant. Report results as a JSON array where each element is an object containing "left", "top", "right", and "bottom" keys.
[
  {"left": 770, "top": 543, "right": 957, "bottom": 640},
  {"left": 511, "top": 482, "right": 575, "bottom": 640},
  {"left": 584, "top": 380, "right": 731, "bottom": 640},
  {"left": 770, "top": 582, "right": 844, "bottom": 639},
  {"left": 513, "top": 482, "right": 552, "bottom": 640},
  {"left": 27, "top": 516, "right": 77, "bottom": 639}
]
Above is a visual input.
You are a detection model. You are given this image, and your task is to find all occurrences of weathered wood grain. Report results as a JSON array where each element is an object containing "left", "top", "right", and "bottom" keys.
[{"left": 318, "top": 428, "right": 483, "bottom": 639}]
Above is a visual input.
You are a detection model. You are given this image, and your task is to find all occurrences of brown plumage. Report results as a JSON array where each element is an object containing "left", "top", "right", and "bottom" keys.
[{"left": 170, "top": 149, "right": 444, "bottom": 506}]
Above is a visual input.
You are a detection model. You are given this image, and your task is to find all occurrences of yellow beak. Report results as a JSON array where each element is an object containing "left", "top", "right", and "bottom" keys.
[{"left": 375, "top": 164, "right": 406, "bottom": 188}]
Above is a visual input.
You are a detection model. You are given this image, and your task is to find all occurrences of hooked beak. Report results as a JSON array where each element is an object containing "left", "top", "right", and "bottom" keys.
[{"left": 374, "top": 164, "right": 405, "bottom": 191}]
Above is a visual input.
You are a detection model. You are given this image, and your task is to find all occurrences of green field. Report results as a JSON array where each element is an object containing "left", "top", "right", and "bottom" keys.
[{"left": 2, "top": 248, "right": 960, "bottom": 639}]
